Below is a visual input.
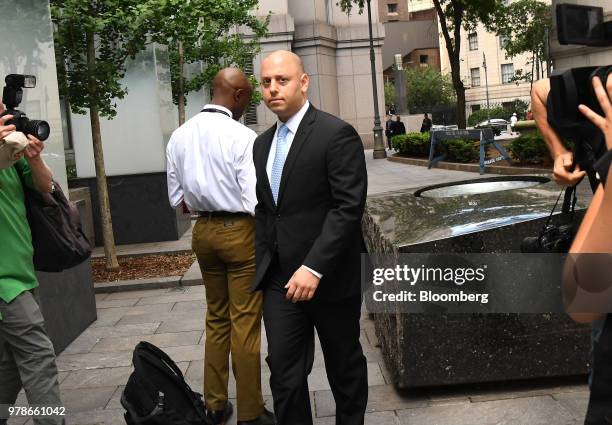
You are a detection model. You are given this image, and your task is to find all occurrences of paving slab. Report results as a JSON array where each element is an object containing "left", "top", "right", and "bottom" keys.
[
  {"left": 314, "top": 411, "right": 400, "bottom": 425},
  {"left": 172, "top": 300, "right": 207, "bottom": 312},
  {"left": 396, "top": 395, "right": 577, "bottom": 425},
  {"left": 116, "top": 310, "right": 206, "bottom": 326},
  {"left": 60, "top": 386, "right": 116, "bottom": 413},
  {"left": 155, "top": 318, "right": 205, "bottom": 333},
  {"left": 552, "top": 391, "right": 590, "bottom": 421},
  {"left": 135, "top": 291, "right": 204, "bottom": 305},
  {"left": 314, "top": 384, "right": 429, "bottom": 418},
  {"left": 90, "top": 330, "right": 203, "bottom": 353}
]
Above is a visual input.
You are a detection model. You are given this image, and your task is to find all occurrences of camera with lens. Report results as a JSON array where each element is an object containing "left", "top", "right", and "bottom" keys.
[
  {"left": 548, "top": 4, "right": 612, "bottom": 144},
  {"left": 0, "top": 74, "right": 50, "bottom": 141},
  {"left": 520, "top": 222, "right": 576, "bottom": 254}
]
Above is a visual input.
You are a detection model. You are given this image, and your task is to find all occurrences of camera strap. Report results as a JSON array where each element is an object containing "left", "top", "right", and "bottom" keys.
[{"left": 539, "top": 185, "right": 577, "bottom": 239}]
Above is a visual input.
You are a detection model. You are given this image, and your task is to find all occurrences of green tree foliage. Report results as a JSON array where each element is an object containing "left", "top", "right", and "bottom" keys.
[
  {"left": 488, "top": 0, "right": 551, "bottom": 81},
  {"left": 404, "top": 66, "right": 455, "bottom": 113},
  {"left": 431, "top": 0, "right": 501, "bottom": 129},
  {"left": 444, "top": 139, "right": 479, "bottom": 163},
  {"left": 51, "top": 0, "right": 268, "bottom": 268},
  {"left": 384, "top": 82, "right": 395, "bottom": 109},
  {"left": 467, "top": 107, "right": 509, "bottom": 126},
  {"left": 145, "top": 0, "right": 268, "bottom": 124},
  {"left": 467, "top": 99, "right": 529, "bottom": 126},
  {"left": 51, "top": 0, "right": 153, "bottom": 270},
  {"left": 508, "top": 132, "right": 551, "bottom": 164},
  {"left": 392, "top": 132, "right": 430, "bottom": 156}
]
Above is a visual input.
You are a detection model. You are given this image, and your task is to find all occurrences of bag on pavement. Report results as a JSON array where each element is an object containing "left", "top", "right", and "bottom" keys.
[{"left": 121, "top": 341, "right": 211, "bottom": 425}]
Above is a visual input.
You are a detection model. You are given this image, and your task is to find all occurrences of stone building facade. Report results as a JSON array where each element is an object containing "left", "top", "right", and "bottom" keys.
[
  {"left": 378, "top": 0, "right": 411, "bottom": 22},
  {"left": 248, "top": 0, "right": 386, "bottom": 148}
]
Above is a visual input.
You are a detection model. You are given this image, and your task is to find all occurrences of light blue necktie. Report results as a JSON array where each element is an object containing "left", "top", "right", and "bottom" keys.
[{"left": 271, "top": 124, "right": 290, "bottom": 204}]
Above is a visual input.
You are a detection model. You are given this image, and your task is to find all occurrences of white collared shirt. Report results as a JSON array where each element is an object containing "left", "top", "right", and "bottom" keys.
[
  {"left": 166, "top": 104, "right": 257, "bottom": 215},
  {"left": 264, "top": 100, "right": 322, "bottom": 279},
  {"left": 266, "top": 100, "right": 311, "bottom": 181}
]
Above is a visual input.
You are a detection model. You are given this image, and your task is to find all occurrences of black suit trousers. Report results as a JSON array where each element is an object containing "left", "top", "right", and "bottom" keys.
[{"left": 262, "top": 261, "right": 368, "bottom": 425}]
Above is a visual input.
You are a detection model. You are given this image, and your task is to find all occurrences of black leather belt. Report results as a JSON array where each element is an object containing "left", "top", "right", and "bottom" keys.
[{"left": 197, "top": 211, "right": 249, "bottom": 218}]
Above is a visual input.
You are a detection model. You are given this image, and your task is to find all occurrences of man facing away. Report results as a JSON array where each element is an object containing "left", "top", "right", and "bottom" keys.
[
  {"left": 391, "top": 115, "right": 406, "bottom": 137},
  {"left": 0, "top": 104, "right": 65, "bottom": 425},
  {"left": 420, "top": 113, "right": 433, "bottom": 133},
  {"left": 166, "top": 68, "right": 274, "bottom": 425},
  {"left": 252, "top": 50, "right": 368, "bottom": 425}
]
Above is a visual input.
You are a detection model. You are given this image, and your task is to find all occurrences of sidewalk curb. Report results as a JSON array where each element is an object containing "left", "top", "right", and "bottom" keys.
[
  {"left": 91, "top": 248, "right": 192, "bottom": 260},
  {"left": 94, "top": 260, "right": 203, "bottom": 294},
  {"left": 388, "top": 155, "right": 551, "bottom": 176}
]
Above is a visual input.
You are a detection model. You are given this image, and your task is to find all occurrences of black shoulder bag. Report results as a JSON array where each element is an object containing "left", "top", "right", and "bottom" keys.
[{"left": 15, "top": 162, "right": 91, "bottom": 272}]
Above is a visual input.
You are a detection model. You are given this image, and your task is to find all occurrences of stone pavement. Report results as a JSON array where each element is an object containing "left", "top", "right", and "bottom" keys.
[
  {"left": 9, "top": 153, "right": 592, "bottom": 424},
  {"left": 8, "top": 286, "right": 590, "bottom": 425}
]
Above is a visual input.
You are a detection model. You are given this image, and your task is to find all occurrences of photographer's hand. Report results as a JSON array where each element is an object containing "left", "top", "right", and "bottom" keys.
[
  {"left": 0, "top": 103, "right": 16, "bottom": 140},
  {"left": 578, "top": 75, "right": 612, "bottom": 151},
  {"left": 553, "top": 152, "right": 586, "bottom": 186},
  {"left": 24, "top": 135, "right": 53, "bottom": 193}
]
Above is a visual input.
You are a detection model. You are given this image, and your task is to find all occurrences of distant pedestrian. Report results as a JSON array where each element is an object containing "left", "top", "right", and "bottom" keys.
[
  {"left": 390, "top": 115, "right": 406, "bottom": 137},
  {"left": 385, "top": 115, "right": 394, "bottom": 150},
  {"left": 389, "top": 104, "right": 396, "bottom": 115},
  {"left": 420, "top": 113, "right": 433, "bottom": 133},
  {"left": 166, "top": 68, "right": 274, "bottom": 425},
  {"left": 510, "top": 112, "right": 518, "bottom": 133}
]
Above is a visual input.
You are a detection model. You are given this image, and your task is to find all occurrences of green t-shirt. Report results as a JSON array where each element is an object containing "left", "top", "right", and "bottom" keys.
[{"left": 0, "top": 158, "right": 37, "bottom": 319}]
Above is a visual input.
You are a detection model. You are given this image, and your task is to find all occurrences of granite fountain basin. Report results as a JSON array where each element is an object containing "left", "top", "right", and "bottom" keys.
[{"left": 362, "top": 175, "right": 592, "bottom": 388}]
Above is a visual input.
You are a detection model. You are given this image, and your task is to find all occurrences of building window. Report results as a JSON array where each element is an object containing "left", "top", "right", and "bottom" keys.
[
  {"left": 244, "top": 59, "right": 258, "bottom": 125},
  {"left": 419, "top": 54, "right": 428, "bottom": 64},
  {"left": 471, "top": 104, "right": 481, "bottom": 113},
  {"left": 501, "top": 63, "right": 515, "bottom": 84},
  {"left": 387, "top": 3, "right": 398, "bottom": 14},
  {"left": 468, "top": 33, "right": 478, "bottom": 51},
  {"left": 470, "top": 67, "right": 481, "bottom": 87},
  {"left": 499, "top": 35, "right": 510, "bottom": 49}
]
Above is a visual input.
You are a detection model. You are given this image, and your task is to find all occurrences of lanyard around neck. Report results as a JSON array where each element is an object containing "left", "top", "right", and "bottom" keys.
[{"left": 201, "top": 108, "right": 230, "bottom": 118}]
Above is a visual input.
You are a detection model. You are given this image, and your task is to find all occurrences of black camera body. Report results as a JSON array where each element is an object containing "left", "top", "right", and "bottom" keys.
[
  {"left": 520, "top": 222, "right": 576, "bottom": 254},
  {"left": 0, "top": 74, "right": 50, "bottom": 141},
  {"left": 551, "top": 4, "right": 612, "bottom": 143}
]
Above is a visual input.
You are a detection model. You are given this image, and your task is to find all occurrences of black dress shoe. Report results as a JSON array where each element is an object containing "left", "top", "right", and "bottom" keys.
[
  {"left": 237, "top": 408, "right": 276, "bottom": 425},
  {"left": 206, "top": 401, "right": 233, "bottom": 425}
]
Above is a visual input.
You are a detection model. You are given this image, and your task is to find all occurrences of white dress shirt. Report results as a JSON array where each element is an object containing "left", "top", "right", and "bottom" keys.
[
  {"left": 166, "top": 104, "right": 257, "bottom": 215},
  {"left": 265, "top": 100, "right": 322, "bottom": 279}
]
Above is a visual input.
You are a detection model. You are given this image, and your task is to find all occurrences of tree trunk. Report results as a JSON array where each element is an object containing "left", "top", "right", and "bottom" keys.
[
  {"left": 178, "top": 42, "right": 185, "bottom": 126},
  {"left": 87, "top": 30, "right": 120, "bottom": 271},
  {"left": 433, "top": 0, "right": 467, "bottom": 129},
  {"left": 450, "top": 61, "right": 467, "bottom": 129}
]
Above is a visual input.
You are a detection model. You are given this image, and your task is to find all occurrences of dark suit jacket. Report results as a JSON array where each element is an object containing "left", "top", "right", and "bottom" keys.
[{"left": 252, "top": 105, "right": 367, "bottom": 301}]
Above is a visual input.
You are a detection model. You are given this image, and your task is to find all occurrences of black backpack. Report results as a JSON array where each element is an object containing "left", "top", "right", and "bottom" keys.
[
  {"left": 14, "top": 162, "right": 91, "bottom": 272},
  {"left": 121, "top": 341, "right": 211, "bottom": 425}
]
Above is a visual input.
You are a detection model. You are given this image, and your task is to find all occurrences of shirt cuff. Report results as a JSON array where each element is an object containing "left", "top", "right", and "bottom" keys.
[{"left": 302, "top": 265, "right": 323, "bottom": 279}]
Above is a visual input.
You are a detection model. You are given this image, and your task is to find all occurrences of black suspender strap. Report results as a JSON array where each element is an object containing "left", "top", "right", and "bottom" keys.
[{"left": 201, "top": 108, "right": 230, "bottom": 117}]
